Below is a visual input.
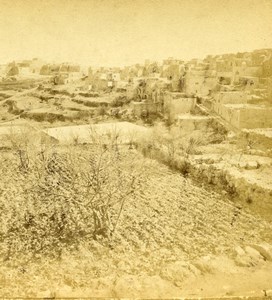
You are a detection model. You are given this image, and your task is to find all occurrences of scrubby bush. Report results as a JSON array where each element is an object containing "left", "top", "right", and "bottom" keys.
[
  {"left": 184, "top": 137, "right": 203, "bottom": 155},
  {"left": 111, "top": 95, "right": 130, "bottom": 107},
  {"left": 21, "top": 112, "right": 66, "bottom": 123},
  {"left": 207, "top": 118, "right": 228, "bottom": 135},
  {"left": 137, "top": 124, "right": 194, "bottom": 176},
  {"left": 97, "top": 105, "right": 107, "bottom": 116},
  {"left": 0, "top": 134, "right": 141, "bottom": 261},
  {"left": 140, "top": 111, "right": 160, "bottom": 126},
  {"left": 72, "top": 110, "right": 95, "bottom": 121},
  {"left": 206, "top": 118, "right": 228, "bottom": 143}
]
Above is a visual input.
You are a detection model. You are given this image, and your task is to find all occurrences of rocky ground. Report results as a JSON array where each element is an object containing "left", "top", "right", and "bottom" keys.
[
  {"left": 0, "top": 81, "right": 133, "bottom": 127},
  {"left": 0, "top": 80, "right": 272, "bottom": 298},
  {"left": 0, "top": 150, "right": 271, "bottom": 298}
]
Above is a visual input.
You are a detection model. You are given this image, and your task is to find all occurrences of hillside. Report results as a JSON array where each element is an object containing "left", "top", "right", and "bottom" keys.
[{"left": 0, "top": 146, "right": 271, "bottom": 298}]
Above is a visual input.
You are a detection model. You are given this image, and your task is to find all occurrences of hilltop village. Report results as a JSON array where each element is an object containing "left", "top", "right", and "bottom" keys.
[
  {"left": 0, "top": 48, "right": 272, "bottom": 298},
  {"left": 1, "top": 48, "right": 272, "bottom": 208},
  {"left": 1, "top": 49, "right": 272, "bottom": 130},
  {"left": 1, "top": 48, "right": 272, "bottom": 128},
  {"left": 0, "top": 48, "right": 272, "bottom": 199}
]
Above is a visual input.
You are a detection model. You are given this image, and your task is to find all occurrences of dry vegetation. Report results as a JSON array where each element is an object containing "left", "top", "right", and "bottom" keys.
[
  {"left": 0, "top": 132, "right": 142, "bottom": 262},
  {"left": 0, "top": 80, "right": 272, "bottom": 297},
  {"left": 0, "top": 128, "right": 272, "bottom": 297}
]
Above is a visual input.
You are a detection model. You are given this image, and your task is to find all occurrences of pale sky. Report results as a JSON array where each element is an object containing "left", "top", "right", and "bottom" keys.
[{"left": 0, "top": 0, "right": 272, "bottom": 67}]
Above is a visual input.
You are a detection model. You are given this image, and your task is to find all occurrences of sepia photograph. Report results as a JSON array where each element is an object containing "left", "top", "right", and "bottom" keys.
[{"left": 0, "top": 0, "right": 272, "bottom": 298}]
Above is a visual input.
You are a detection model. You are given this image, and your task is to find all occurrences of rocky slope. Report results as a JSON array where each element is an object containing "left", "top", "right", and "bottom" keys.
[{"left": 0, "top": 150, "right": 272, "bottom": 298}]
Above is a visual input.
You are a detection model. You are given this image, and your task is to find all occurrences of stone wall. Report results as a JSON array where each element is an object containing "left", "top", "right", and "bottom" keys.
[
  {"left": 239, "top": 130, "right": 272, "bottom": 153},
  {"left": 214, "top": 104, "right": 272, "bottom": 129},
  {"left": 215, "top": 91, "right": 247, "bottom": 104},
  {"left": 214, "top": 104, "right": 240, "bottom": 128},
  {"left": 164, "top": 92, "right": 196, "bottom": 116},
  {"left": 239, "top": 108, "right": 272, "bottom": 129},
  {"left": 140, "top": 144, "right": 272, "bottom": 222},
  {"left": 132, "top": 101, "right": 159, "bottom": 117},
  {"left": 185, "top": 73, "right": 205, "bottom": 95},
  {"left": 190, "top": 162, "right": 272, "bottom": 222},
  {"left": 176, "top": 116, "right": 211, "bottom": 131}
]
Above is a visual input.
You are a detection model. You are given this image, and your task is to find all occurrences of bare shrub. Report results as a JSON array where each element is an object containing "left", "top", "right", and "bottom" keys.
[
  {"left": 7, "top": 126, "right": 33, "bottom": 172},
  {"left": 184, "top": 137, "right": 203, "bottom": 155},
  {"left": 97, "top": 105, "right": 107, "bottom": 116},
  {"left": 206, "top": 118, "right": 228, "bottom": 143},
  {"left": 0, "top": 133, "right": 142, "bottom": 261},
  {"left": 111, "top": 95, "right": 130, "bottom": 107},
  {"left": 138, "top": 124, "right": 193, "bottom": 176}
]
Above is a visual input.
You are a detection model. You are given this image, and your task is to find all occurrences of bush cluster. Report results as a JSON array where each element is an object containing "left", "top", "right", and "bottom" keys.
[{"left": 0, "top": 137, "right": 140, "bottom": 261}]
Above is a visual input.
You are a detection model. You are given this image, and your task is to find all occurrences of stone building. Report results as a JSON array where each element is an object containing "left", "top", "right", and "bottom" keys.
[
  {"left": 262, "top": 55, "right": 272, "bottom": 78},
  {"left": 212, "top": 90, "right": 272, "bottom": 129},
  {"left": 164, "top": 92, "right": 196, "bottom": 119},
  {"left": 185, "top": 63, "right": 217, "bottom": 96},
  {"left": 219, "top": 104, "right": 272, "bottom": 129}
]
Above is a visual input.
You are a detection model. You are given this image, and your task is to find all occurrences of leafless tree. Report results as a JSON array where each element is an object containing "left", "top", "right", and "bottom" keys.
[{"left": 1, "top": 128, "right": 142, "bottom": 260}]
